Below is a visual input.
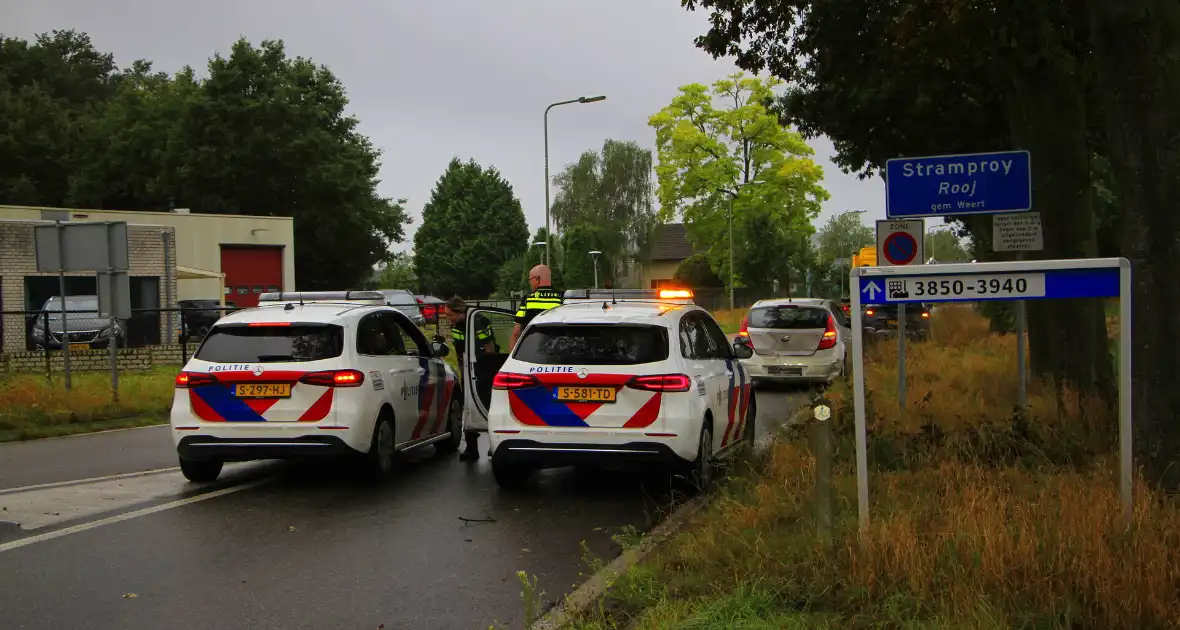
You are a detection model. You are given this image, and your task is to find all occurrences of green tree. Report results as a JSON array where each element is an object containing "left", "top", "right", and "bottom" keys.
[
  {"left": 550, "top": 139, "right": 657, "bottom": 278},
  {"left": 377, "top": 252, "right": 417, "bottom": 292},
  {"left": 925, "top": 228, "right": 970, "bottom": 262},
  {"left": 674, "top": 252, "right": 723, "bottom": 288},
  {"left": 815, "top": 213, "right": 874, "bottom": 265},
  {"left": 170, "top": 39, "right": 408, "bottom": 289},
  {"left": 560, "top": 223, "right": 612, "bottom": 289},
  {"left": 413, "top": 158, "right": 528, "bottom": 298},
  {"left": 0, "top": 30, "right": 118, "bottom": 206},
  {"left": 679, "top": 1, "right": 1114, "bottom": 405},
  {"left": 648, "top": 73, "right": 828, "bottom": 291}
]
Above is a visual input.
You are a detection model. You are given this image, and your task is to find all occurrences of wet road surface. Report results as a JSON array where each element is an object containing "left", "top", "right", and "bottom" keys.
[{"left": 0, "top": 387, "right": 806, "bottom": 629}]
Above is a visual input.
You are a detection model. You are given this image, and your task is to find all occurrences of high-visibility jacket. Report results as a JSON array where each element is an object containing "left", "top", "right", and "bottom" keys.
[
  {"left": 451, "top": 313, "right": 495, "bottom": 359},
  {"left": 515, "top": 286, "right": 563, "bottom": 328}
]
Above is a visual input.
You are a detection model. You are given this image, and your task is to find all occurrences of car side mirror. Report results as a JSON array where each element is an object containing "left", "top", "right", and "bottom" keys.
[
  {"left": 732, "top": 338, "right": 753, "bottom": 359},
  {"left": 431, "top": 341, "right": 450, "bottom": 358}
]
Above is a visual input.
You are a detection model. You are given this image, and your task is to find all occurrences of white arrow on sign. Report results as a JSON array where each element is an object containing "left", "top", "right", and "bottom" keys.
[{"left": 863, "top": 281, "right": 882, "bottom": 300}]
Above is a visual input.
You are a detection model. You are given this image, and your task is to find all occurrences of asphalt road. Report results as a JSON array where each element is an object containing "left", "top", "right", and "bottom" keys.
[{"left": 0, "top": 387, "right": 806, "bottom": 630}]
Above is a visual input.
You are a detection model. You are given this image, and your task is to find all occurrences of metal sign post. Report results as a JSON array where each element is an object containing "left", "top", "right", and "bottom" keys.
[
  {"left": 993, "top": 212, "right": 1045, "bottom": 412},
  {"left": 850, "top": 257, "right": 1133, "bottom": 533},
  {"left": 34, "top": 221, "right": 130, "bottom": 396},
  {"left": 876, "top": 219, "right": 925, "bottom": 418}
]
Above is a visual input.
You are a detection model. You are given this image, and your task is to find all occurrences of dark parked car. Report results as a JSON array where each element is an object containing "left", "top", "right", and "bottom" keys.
[
  {"left": 416, "top": 295, "right": 444, "bottom": 324},
  {"left": 29, "top": 295, "right": 126, "bottom": 350},
  {"left": 862, "top": 303, "right": 931, "bottom": 340},
  {"left": 179, "top": 299, "right": 238, "bottom": 337}
]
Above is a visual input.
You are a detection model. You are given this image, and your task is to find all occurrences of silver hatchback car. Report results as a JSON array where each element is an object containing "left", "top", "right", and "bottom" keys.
[{"left": 734, "top": 298, "right": 852, "bottom": 384}]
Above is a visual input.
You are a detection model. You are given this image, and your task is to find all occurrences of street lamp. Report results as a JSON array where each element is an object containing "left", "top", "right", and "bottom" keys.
[
  {"left": 718, "top": 180, "right": 767, "bottom": 310},
  {"left": 588, "top": 250, "right": 602, "bottom": 289},
  {"left": 544, "top": 95, "right": 607, "bottom": 267},
  {"left": 927, "top": 223, "right": 953, "bottom": 262},
  {"left": 837, "top": 210, "right": 867, "bottom": 301}
]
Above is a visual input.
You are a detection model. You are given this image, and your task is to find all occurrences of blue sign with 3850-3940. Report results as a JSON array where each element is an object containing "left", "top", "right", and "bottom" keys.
[
  {"left": 860, "top": 267, "right": 1119, "bottom": 305},
  {"left": 885, "top": 150, "right": 1032, "bottom": 219}
]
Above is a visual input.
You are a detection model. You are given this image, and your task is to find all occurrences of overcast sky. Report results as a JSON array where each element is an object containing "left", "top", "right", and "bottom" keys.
[{"left": 6, "top": 0, "right": 888, "bottom": 251}]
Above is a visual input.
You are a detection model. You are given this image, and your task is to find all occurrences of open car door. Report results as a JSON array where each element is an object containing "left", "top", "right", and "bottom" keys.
[{"left": 463, "top": 307, "right": 516, "bottom": 432}]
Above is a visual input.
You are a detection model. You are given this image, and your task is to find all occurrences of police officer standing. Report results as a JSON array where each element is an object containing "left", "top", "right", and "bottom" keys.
[
  {"left": 444, "top": 296, "right": 496, "bottom": 461},
  {"left": 510, "top": 264, "right": 563, "bottom": 348}
]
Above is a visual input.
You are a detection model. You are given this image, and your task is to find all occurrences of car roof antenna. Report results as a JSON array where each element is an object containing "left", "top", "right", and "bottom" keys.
[
  {"left": 284, "top": 302, "right": 295, "bottom": 311},
  {"left": 611, "top": 289, "right": 617, "bottom": 305},
  {"left": 602, "top": 301, "right": 609, "bottom": 311}
]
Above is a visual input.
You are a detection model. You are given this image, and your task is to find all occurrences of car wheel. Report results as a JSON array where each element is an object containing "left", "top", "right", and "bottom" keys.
[
  {"left": 492, "top": 457, "right": 532, "bottom": 489},
  {"left": 435, "top": 393, "right": 463, "bottom": 454},
  {"left": 179, "top": 457, "right": 222, "bottom": 483},
  {"left": 679, "top": 422, "right": 715, "bottom": 494},
  {"left": 363, "top": 409, "right": 397, "bottom": 482},
  {"left": 742, "top": 394, "right": 757, "bottom": 446}
]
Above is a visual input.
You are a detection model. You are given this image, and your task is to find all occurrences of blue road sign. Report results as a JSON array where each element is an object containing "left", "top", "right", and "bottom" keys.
[
  {"left": 885, "top": 150, "right": 1031, "bottom": 218},
  {"left": 860, "top": 267, "right": 1119, "bottom": 305}
]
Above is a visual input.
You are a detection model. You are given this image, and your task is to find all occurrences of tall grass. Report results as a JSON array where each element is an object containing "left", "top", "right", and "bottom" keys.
[
  {"left": 0, "top": 368, "right": 174, "bottom": 440},
  {"left": 570, "top": 305, "right": 1180, "bottom": 629}
]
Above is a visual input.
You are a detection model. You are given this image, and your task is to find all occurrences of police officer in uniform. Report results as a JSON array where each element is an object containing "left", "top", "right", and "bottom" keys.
[
  {"left": 510, "top": 264, "right": 563, "bottom": 348},
  {"left": 444, "top": 296, "right": 496, "bottom": 461}
]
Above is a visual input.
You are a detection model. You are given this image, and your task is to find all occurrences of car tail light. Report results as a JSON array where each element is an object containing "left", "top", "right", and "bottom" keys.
[
  {"left": 816, "top": 316, "right": 838, "bottom": 350},
  {"left": 628, "top": 374, "right": 692, "bottom": 392},
  {"left": 737, "top": 315, "right": 755, "bottom": 349},
  {"left": 921, "top": 311, "right": 930, "bottom": 319},
  {"left": 865, "top": 309, "right": 875, "bottom": 316},
  {"left": 492, "top": 372, "right": 540, "bottom": 390},
  {"left": 175, "top": 371, "right": 217, "bottom": 388},
  {"left": 300, "top": 369, "right": 365, "bottom": 387}
]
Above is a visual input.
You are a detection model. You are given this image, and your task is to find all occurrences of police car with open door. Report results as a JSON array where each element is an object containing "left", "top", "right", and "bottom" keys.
[
  {"left": 462, "top": 288, "right": 756, "bottom": 490},
  {"left": 170, "top": 290, "right": 463, "bottom": 482}
]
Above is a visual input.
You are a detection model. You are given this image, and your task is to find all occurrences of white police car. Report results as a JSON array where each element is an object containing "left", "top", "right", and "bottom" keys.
[
  {"left": 461, "top": 289, "right": 756, "bottom": 489},
  {"left": 170, "top": 291, "right": 462, "bottom": 482}
]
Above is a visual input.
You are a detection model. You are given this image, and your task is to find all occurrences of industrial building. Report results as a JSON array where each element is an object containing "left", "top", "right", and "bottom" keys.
[{"left": 0, "top": 205, "right": 295, "bottom": 354}]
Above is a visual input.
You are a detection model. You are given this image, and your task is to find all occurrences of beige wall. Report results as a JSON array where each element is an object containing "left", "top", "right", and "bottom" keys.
[
  {"left": 0, "top": 205, "right": 295, "bottom": 301},
  {"left": 0, "top": 220, "right": 177, "bottom": 353},
  {"left": 642, "top": 260, "right": 682, "bottom": 288}
]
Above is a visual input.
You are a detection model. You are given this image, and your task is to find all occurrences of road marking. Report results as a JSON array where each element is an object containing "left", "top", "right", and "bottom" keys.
[
  {"left": 0, "top": 467, "right": 180, "bottom": 496},
  {"left": 0, "top": 477, "right": 273, "bottom": 554}
]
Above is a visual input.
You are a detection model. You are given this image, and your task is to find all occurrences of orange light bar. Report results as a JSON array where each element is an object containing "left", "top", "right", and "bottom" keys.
[
  {"left": 658, "top": 289, "right": 693, "bottom": 299},
  {"left": 248, "top": 322, "right": 292, "bottom": 327},
  {"left": 865, "top": 309, "right": 875, "bottom": 316}
]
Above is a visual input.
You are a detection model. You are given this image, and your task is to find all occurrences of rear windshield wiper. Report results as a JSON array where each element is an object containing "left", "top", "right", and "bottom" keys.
[{"left": 256, "top": 354, "right": 297, "bottom": 362}]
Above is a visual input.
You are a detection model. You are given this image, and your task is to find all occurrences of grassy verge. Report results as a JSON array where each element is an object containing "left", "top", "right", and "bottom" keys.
[
  {"left": 561, "top": 305, "right": 1180, "bottom": 629},
  {"left": 0, "top": 368, "right": 174, "bottom": 442},
  {"left": 712, "top": 308, "right": 744, "bottom": 335}
]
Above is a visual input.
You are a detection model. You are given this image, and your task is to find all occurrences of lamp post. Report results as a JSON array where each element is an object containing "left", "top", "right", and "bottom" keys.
[
  {"left": 926, "top": 223, "right": 953, "bottom": 262},
  {"left": 718, "top": 180, "right": 766, "bottom": 310},
  {"left": 837, "top": 210, "right": 867, "bottom": 301},
  {"left": 544, "top": 95, "right": 606, "bottom": 267},
  {"left": 588, "top": 250, "right": 602, "bottom": 289}
]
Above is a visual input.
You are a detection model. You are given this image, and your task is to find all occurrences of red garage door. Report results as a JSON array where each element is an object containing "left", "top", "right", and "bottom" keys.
[{"left": 221, "top": 246, "right": 283, "bottom": 308}]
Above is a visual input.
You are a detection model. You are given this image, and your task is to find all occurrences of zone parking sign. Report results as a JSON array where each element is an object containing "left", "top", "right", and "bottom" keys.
[{"left": 876, "top": 219, "right": 925, "bottom": 267}]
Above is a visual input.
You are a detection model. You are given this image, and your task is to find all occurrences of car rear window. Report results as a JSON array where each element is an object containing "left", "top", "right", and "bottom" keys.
[
  {"left": 515, "top": 324, "right": 669, "bottom": 365},
  {"left": 195, "top": 324, "right": 344, "bottom": 363},
  {"left": 748, "top": 306, "right": 830, "bottom": 329}
]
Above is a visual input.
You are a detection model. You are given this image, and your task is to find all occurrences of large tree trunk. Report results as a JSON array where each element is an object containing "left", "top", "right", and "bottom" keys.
[
  {"left": 1002, "top": 5, "right": 1115, "bottom": 401},
  {"left": 1090, "top": 0, "right": 1180, "bottom": 488}
]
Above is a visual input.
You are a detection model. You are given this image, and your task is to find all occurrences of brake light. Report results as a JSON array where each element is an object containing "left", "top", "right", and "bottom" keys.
[
  {"left": 737, "top": 315, "right": 754, "bottom": 349},
  {"left": 865, "top": 309, "right": 875, "bottom": 316},
  {"left": 492, "top": 372, "right": 540, "bottom": 390},
  {"left": 248, "top": 322, "right": 291, "bottom": 327},
  {"left": 175, "top": 371, "right": 217, "bottom": 388},
  {"left": 628, "top": 374, "right": 692, "bottom": 392},
  {"left": 300, "top": 369, "right": 365, "bottom": 387},
  {"left": 817, "top": 316, "right": 838, "bottom": 350},
  {"left": 658, "top": 289, "right": 693, "bottom": 299},
  {"left": 921, "top": 311, "right": 930, "bottom": 318}
]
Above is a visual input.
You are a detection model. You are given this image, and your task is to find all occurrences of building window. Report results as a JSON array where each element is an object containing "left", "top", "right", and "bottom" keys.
[
  {"left": 237, "top": 287, "right": 248, "bottom": 295},
  {"left": 252, "top": 286, "right": 263, "bottom": 294}
]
